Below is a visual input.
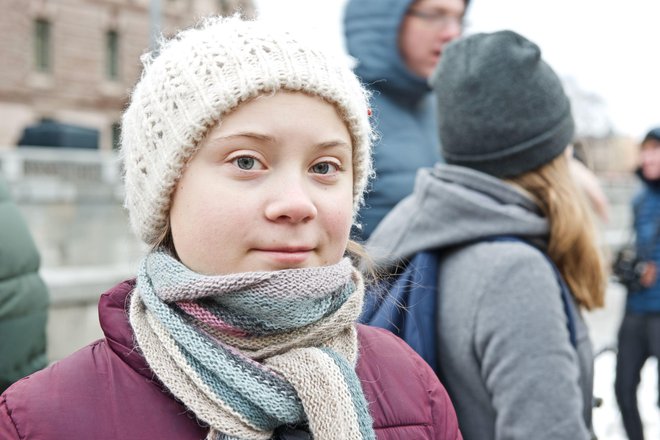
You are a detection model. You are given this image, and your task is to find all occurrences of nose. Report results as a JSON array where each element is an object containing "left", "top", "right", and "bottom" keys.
[
  {"left": 438, "top": 21, "right": 462, "bottom": 42},
  {"left": 264, "top": 178, "right": 318, "bottom": 224}
]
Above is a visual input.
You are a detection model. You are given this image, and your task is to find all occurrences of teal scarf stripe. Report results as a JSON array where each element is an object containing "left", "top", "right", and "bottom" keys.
[
  {"left": 138, "top": 275, "right": 304, "bottom": 419},
  {"left": 191, "top": 281, "right": 355, "bottom": 335},
  {"left": 320, "top": 348, "right": 376, "bottom": 440},
  {"left": 179, "top": 345, "right": 300, "bottom": 430}
]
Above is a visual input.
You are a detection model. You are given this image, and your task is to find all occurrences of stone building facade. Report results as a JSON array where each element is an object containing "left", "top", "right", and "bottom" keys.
[{"left": 0, "top": 0, "right": 254, "bottom": 150}]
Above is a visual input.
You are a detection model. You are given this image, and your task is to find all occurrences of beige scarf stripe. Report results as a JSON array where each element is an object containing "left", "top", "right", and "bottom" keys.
[
  {"left": 130, "top": 294, "right": 268, "bottom": 440},
  {"left": 143, "top": 311, "right": 264, "bottom": 437},
  {"left": 267, "top": 347, "right": 363, "bottom": 439}
]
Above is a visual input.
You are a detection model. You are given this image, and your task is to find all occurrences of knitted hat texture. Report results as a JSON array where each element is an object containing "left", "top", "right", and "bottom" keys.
[
  {"left": 121, "top": 16, "right": 373, "bottom": 245},
  {"left": 429, "top": 30, "right": 574, "bottom": 178}
]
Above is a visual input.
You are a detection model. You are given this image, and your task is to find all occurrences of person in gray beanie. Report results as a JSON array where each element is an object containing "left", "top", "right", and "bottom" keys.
[
  {"left": 433, "top": 29, "right": 612, "bottom": 220},
  {"left": 367, "top": 30, "right": 606, "bottom": 440}
]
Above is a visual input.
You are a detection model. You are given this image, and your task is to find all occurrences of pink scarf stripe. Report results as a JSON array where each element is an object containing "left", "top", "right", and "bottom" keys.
[{"left": 178, "top": 301, "right": 248, "bottom": 337}]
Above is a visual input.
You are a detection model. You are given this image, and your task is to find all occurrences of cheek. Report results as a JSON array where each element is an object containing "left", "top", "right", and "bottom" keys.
[
  {"left": 320, "top": 195, "right": 354, "bottom": 258},
  {"left": 170, "top": 178, "right": 248, "bottom": 252},
  {"left": 187, "top": 194, "right": 252, "bottom": 240},
  {"left": 326, "top": 207, "right": 353, "bottom": 237},
  {"left": 642, "top": 153, "right": 660, "bottom": 174},
  {"left": 399, "top": 22, "right": 419, "bottom": 59}
]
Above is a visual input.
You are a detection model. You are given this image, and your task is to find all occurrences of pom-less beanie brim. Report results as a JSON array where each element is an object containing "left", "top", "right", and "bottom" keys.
[{"left": 443, "top": 110, "right": 574, "bottom": 178}]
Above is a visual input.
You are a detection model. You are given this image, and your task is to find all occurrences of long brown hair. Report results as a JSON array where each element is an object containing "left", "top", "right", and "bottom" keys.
[{"left": 507, "top": 153, "right": 606, "bottom": 310}]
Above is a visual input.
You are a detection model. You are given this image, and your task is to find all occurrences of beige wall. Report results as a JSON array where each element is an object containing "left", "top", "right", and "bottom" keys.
[{"left": 0, "top": 0, "right": 254, "bottom": 150}]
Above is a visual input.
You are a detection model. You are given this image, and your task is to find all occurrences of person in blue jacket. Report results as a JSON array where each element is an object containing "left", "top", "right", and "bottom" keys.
[
  {"left": 615, "top": 127, "right": 660, "bottom": 440},
  {"left": 343, "top": 0, "right": 468, "bottom": 240}
]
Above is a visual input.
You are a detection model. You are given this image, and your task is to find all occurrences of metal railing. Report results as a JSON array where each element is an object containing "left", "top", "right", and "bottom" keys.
[
  {"left": 0, "top": 146, "right": 121, "bottom": 184},
  {"left": 0, "top": 147, "right": 123, "bottom": 202}
]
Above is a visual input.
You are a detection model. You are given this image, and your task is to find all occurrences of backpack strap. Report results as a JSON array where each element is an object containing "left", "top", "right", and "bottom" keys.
[
  {"left": 360, "top": 236, "right": 578, "bottom": 374},
  {"left": 487, "top": 236, "right": 578, "bottom": 347},
  {"left": 361, "top": 251, "right": 441, "bottom": 372}
]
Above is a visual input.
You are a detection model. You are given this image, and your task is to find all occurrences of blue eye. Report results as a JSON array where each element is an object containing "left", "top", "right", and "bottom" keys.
[
  {"left": 312, "top": 162, "right": 330, "bottom": 174},
  {"left": 311, "top": 162, "right": 338, "bottom": 174},
  {"left": 235, "top": 157, "right": 256, "bottom": 170}
]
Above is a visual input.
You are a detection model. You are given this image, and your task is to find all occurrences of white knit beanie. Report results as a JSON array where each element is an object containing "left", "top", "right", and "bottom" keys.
[{"left": 121, "top": 16, "right": 374, "bottom": 245}]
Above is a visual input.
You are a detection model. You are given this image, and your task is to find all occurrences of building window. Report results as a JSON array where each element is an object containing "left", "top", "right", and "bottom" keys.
[
  {"left": 34, "top": 19, "right": 51, "bottom": 73},
  {"left": 106, "top": 30, "right": 119, "bottom": 80},
  {"left": 111, "top": 122, "right": 121, "bottom": 150}
]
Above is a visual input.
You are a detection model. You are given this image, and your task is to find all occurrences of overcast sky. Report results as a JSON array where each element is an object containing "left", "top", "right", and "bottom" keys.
[{"left": 254, "top": 0, "right": 660, "bottom": 140}]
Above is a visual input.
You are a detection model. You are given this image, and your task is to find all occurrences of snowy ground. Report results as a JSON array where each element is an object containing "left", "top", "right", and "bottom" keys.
[
  {"left": 586, "top": 282, "right": 660, "bottom": 439},
  {"left": 593, "top": 352, "right": 658, "bottom": 439}
]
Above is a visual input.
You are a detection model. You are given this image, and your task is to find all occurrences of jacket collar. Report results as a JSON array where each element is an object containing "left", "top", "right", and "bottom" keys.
[{"left": 98, "top": 279, "right": 156, "bottom": 381}]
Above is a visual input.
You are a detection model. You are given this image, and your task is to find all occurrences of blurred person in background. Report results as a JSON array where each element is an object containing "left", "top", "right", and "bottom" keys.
[
  {"left": 367, "top": 31, "right": 606, "bottom": 439},
  {"left": 0, "top": 176, "right": 49, "bottom": 393},
  {"left": 614, "top": 127, "right": 660, "bottom": 440},
  {"left": 343, "top": 0, "right": 468, "bottom": 240}
]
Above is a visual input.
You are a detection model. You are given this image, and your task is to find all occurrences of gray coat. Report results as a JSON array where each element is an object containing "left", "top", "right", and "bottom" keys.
[{"left": 367, "top": 164, "right": 593, "bottom": 440}]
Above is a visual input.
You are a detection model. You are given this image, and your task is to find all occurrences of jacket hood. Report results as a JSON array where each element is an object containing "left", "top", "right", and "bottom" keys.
[
  {"left": 343, "top": 0, "right": 430, "bottom": 98},
  {"left": 367, "top": 164, "right": 550, "bottom": 264}
]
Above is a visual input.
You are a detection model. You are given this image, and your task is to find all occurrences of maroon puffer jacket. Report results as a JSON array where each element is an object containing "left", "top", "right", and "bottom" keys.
[{"left": 0, "top": 280, "right": 461, "bottom": 440}]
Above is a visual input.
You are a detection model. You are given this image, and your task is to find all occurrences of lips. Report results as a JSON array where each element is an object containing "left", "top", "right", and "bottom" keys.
[
  {"left": 257, "top": 246, "right": 313, "bottom": 253},
  {"left": 252, "top": 247, "right": 314, "bottom": 266}
]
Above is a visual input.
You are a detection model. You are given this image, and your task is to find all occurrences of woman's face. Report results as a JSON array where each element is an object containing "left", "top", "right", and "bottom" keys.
[
  {"left": 169, "top": 91, "right": 354, "bottom": 275},
  {"left": 640, "top": 139, "right": 660, "bottom": 181}
]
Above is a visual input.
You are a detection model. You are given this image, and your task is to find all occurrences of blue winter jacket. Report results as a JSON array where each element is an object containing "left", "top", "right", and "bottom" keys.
[
  {"left": 627, "top": 183, "right": 660, "bottom": 313},
  {"left": 344, "top": 0, "right": 442, "bottom": 240}
]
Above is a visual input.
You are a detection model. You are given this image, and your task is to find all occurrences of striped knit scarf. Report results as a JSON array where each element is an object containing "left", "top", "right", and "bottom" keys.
[{"left": 129, "top": 251, "right": 375, "bottom": 440}]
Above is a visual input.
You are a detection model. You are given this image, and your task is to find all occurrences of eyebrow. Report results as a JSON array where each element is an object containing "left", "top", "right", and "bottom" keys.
[
  {"left": 316, "top": 140, "right": 352, "bottom": 151},
  {"left": 207, "top": 132, "right": 276, "bottom": 144},
  {"left": 208, "top": 132, "right": 351, "bottom": 151}
]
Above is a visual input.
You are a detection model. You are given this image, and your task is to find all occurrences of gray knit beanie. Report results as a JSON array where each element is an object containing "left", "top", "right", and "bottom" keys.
[
  {"left": 121, "top": 16, "right": 373, "bottom": 245},
  {"left": 429, "top": 30, "right": 574, "bottom": 178}
]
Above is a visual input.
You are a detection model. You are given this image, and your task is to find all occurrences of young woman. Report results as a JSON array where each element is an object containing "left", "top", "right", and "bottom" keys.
[
  {"left": 0, "top": 17, "right": 462, "bottom": 440},
  {"left": 367, "top": 30, "right": 606, "bottom": 440}
]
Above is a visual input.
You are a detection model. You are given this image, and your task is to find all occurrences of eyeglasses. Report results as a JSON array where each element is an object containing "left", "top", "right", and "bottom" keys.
[{"left": 407, "top": 9, "right": 467, "bottom": 30}]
